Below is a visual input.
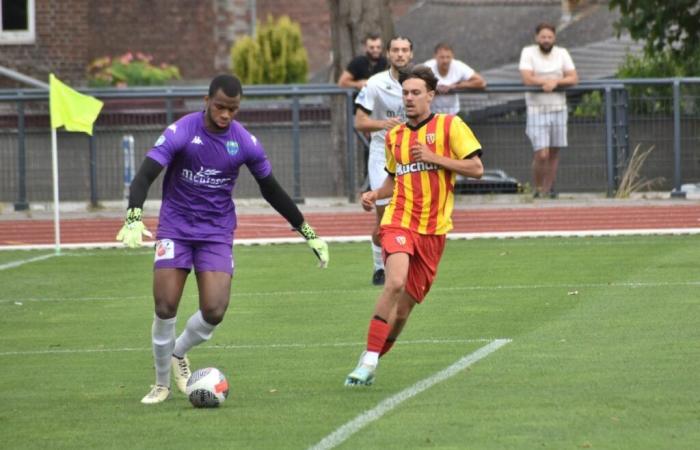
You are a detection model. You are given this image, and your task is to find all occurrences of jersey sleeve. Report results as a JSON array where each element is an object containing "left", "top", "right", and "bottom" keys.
[
  {"left": 243, "top": 132, "right": 272, "bottom": 180},
  {"left": 355, "top": 79, "right": 377, "bottom": 114},
  {"left": 384, "top": 126, "right": 398, "bottom": 175},
  {"left": 449, "top": 116, "right": 482, "bottom": 159},
  {"left": 146, "top": 118, "right": 190, "bottom": 166}
]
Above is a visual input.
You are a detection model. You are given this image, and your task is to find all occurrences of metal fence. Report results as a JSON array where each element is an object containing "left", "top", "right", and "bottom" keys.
[{"left": 0, "top": 79, "right": 698, "bottom": 210}]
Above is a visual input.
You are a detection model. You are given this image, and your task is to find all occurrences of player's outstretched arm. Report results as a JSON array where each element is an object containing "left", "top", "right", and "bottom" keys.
[
  {"left": 256, "top": 174, "right": 329, "bottom": 268},
  {"left": 116, "top": 157, "right": 163, "bottom": 248}
]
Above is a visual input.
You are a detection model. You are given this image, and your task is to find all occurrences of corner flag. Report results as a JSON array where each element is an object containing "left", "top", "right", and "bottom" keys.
[{"left": 49, "top": 73, "right": 103, "bottom": 135}]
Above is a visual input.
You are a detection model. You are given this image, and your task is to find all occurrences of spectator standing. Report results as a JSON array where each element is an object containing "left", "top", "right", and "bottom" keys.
[
  {"left": 519, "top": 22, "right": 578, "bottom": 198},
  {"left": 424, "top": 42, "right": 486, "bottom": 114},
  {"left": 337, "top": 34, "right": 388, "bottom": 90}
]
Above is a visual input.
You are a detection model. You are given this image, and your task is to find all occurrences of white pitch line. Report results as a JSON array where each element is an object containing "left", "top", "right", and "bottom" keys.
[
  {"left": 308, "top": 339, "right": 512, "bottom": 450},
  {"left": 3, "top": 279, "right": 700, "bottom": 305},
  {"left": 0, "top": 338, "right": 494, "bottom": 357},
  {"left": 0, "top": 253, "right": 55, "bottom": 271},
  {"left": 2, "top": 227, "right": 700, "bottom": 251}
]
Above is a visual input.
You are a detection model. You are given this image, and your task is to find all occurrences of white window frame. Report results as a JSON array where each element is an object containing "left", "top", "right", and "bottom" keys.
[{"left": 0, "top": 0, "right": 35, "bottom": 45}]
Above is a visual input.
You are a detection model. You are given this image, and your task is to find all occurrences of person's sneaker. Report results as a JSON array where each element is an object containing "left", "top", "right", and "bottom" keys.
[
  {"left": 141, "top": 385, "right": 171, "bottom": 404},
  {"left": 532, "top": 191, "right": 541, "bottom": 199},
  {"left": 372, "top": 269, "right": 385, "bottom": 286},
  {"left": 345, "top": 363, "right": 377, "bottom": 386},
  {"left": 172, "top": 355, "right": 191, "bottom": 394},
  {"left": 548, "top": 190, "right": 558, "bottom": 199}
]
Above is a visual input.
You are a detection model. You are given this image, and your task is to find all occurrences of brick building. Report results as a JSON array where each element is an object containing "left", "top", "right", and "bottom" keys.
[{"left": 0, "top": 0, "right": 421, "bottom": 88}]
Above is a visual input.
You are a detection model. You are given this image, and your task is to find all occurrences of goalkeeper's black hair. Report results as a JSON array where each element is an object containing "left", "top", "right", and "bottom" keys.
[{"left": 209, "top": 74, "right": 243, "bottom": 98}]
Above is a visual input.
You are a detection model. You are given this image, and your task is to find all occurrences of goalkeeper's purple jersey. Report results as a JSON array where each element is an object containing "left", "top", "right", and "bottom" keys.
[{"left": 146, "top": 111, "right": 271, "bottom": 244}]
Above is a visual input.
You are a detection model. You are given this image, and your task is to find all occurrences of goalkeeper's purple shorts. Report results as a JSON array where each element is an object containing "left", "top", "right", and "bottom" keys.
[{"left": 153, "top": 238, "right": 234, "bottom": 275}]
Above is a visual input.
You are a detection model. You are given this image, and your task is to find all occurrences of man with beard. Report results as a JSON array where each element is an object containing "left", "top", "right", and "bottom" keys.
[
  {"left": 345, "top": 65, "right": 483, "bottom": 386},
  {"left": 116, "top": 74, "right": 329, "bottom": 404},
  {"left": 519, "top": 22, "right": 578, "bottom": 198},
  {"left": 354, "top": 36, "right": 413, "bottom": 286},
  {"left": 337, "top": 34, "right": 388, "bottom": 90}
]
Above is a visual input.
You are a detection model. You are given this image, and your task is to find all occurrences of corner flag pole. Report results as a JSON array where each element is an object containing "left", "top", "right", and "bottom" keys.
[
  {"left": 48, "top": 74, "right": 104, "bottom": 255},
  {"left": 50, "top": 126, "right": 61, "bottom": 255}
]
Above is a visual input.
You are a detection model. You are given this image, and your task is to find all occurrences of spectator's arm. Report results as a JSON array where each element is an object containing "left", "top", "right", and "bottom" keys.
[
  {"left": 519, "top": 69, "right": 549, "bottom": 86},
  {"left": 556, "top": 69, "right": 579, "bottom": 87},
  {"left": 453, "top": 72, "right": 486, "bottom": 90},
  {"left": 337, "top": 70, "right": 367, "bottom": 89}
]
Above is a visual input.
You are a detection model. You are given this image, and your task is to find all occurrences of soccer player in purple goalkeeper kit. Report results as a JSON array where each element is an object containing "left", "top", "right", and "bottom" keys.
[{"left": 116, "top": 74, "right": 329, "bottom": 404}]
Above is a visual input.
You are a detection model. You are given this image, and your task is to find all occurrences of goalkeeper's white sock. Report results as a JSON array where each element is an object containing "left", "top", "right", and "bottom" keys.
[
  {"left": 372, "top": 243, "right": 384, "bottom": 271},
  {"left": 151, "top": 315, "right": 177, "bottom": 387},
  {"left": 173, "top": 310, "right": 216, "bottom": 358}
]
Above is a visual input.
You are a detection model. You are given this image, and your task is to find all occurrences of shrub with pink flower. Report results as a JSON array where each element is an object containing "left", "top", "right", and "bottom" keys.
[{"left": 87, "top": 52, "right": 180, "bottom": 87}]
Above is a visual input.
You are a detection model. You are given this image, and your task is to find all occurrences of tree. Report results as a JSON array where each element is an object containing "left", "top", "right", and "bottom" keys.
[
  {"left": 231, "top": 15, "right": 308, "bottom": 84},
  {"left": 327, "top": 0, "right": 394, "bottom": 82},
  {"left": 609, "top": 0, "right": 700, "bottom": 59},
  {"left": 327, "top": 0, "right": 394, "bottom": 197}
]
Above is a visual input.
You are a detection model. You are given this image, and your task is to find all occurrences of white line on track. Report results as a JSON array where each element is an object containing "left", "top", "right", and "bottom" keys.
[
  {"left": 2, "top": 227, "right": 699, "bottom": 251},
  {"left": 0, "top": 338, "right": 497, "bottom": 357},
  {"left": 0, "top": 253, "right": 55, "bottom": 271},
  {"left": 2, "top": 280, "right": 699, "bottom": 304},
  {"left": 308, "top": 338, "right": 511, "bottom": 450}
]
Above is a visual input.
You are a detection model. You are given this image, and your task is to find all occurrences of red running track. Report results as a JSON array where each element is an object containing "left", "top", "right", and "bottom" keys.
[{"left": 1, "top": 205, "right": 700, "bottom": 245}]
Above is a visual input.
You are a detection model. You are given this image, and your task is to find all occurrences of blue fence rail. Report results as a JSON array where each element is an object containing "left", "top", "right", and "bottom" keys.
[{"left": 0, "top": 78, "right": 698, "bottom": 210}]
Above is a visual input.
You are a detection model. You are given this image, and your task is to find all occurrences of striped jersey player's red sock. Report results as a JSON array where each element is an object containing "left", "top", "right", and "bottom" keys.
[
  {"left": 366, "top": 318, "right": 390, "bottom": 353},
  {"left": 380, "top": 338, "right": 396, "bottom": 357}
]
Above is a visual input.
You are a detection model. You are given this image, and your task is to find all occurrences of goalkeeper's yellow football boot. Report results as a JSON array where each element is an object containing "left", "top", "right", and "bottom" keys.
[
  {"left": 141, "top": 385, "right": 171, "bottom": 404},
  {"left": 172, "top": 355, "right": 191, "bottom": 394}
]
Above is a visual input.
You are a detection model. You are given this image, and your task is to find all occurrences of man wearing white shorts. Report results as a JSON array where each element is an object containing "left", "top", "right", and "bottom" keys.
[
  {"left": 355, "top": 36, "right": 413, "bottom": 285},
  {"left": 519, "top": 22, "right": 578, "bottom": 198}
]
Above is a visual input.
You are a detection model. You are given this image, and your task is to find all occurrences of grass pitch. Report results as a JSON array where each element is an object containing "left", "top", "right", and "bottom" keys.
[{"left": 1, "top": 236, "right": 699, "bottom": 449}]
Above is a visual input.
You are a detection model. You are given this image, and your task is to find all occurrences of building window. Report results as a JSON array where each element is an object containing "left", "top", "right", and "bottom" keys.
[{"left": 0, "top": 0, "right": 35, "bottom": 44}]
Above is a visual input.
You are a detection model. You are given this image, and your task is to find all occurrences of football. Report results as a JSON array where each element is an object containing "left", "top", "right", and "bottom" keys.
[{"left": 185, "top": 367, "right": 229, "bottom": 408}]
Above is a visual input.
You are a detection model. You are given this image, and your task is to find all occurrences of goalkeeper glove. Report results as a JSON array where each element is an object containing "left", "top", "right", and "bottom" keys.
[
  {"left": 116, "top": 208, "right": 153, "bottom": 248},
  {"left": 296, "top": 222, "right": 329, "bottom": 268}
]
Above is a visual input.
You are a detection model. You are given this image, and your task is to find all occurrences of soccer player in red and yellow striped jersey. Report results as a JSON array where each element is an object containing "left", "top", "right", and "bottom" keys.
[{"left": 346, "top": 65, "right": 484, "bottom": 386}]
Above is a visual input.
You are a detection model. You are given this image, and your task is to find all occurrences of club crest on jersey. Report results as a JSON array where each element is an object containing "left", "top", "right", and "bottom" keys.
[
  {"left": 226, "top": 140, "right": 239, "bottom": 156},
  {"left": 395, "top": 235, "right": 407, "bottom": 246},
  {"left": 426, "top": 133, "right": 436, "bottom": 145}
]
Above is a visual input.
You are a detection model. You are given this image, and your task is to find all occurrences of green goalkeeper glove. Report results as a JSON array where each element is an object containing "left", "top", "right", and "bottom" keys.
[
  {"left": 116, "top": 208, "right": 153, "bottom": 248},
  {"left": 297, "top": 222, "right": 329, "bottom": 268}
]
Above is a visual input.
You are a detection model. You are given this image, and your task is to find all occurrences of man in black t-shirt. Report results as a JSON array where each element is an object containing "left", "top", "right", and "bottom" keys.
[{"left": 337, "top": 34, "right": 388, "bottom": 90}]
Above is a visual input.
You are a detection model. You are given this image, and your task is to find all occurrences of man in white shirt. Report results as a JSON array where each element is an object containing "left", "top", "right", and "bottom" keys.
[
  {"left": 424, "top": 43, "right": 486, "bottom": 114},
  {"left": 519, "top": 22, "right": 578, "bottom": 198},
  {"left": 355, "top": 36, "right": 413, "bottom": 285}
]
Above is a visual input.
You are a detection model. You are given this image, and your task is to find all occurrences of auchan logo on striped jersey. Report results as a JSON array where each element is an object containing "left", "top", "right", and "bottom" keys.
[{"left": 395, "top": 161, "right": 439, "bottom": 176}]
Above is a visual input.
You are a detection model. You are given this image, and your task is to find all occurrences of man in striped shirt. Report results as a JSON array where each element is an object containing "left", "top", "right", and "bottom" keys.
[{"left": 345, "top": 65, "right": 484, "bottom": 387}]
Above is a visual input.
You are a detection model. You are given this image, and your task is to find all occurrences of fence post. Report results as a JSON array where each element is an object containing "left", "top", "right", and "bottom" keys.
[
  {"left": 291, "top": 88, "right": 304, "bottom": 203},
  {"left": 345, "top": 90, "right": 356, "bottom": 203},
  {"left": 14, "top": 98, "right": 29, "bottom": 211},
  {"left": 165, "top": 89, "right": 174, "bottom": 125},
  {"left": 89, "top": 135, "right": 98, "bottom": 207},
  {"left": 604, "top": 86, "right": 615, "bottom": 197},
  {"left": 670, "top": 78, "right": 686, "bottom": 198},
  {"left": 122, "top": 135, "right": 135, "bottom": 201}
]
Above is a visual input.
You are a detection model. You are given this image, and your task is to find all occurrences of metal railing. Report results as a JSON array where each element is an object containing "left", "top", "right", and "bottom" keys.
[{"left": 0, "top": 78, "right": 698, "bottom": 210}]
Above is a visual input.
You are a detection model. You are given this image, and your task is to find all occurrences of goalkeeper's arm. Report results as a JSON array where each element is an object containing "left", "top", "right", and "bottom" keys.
[
  {"left": 256, "top": 173, "right": 329, "bottom": 268},
  {"left": 116, "top": 157, "right": 163, "bottom": 248}
]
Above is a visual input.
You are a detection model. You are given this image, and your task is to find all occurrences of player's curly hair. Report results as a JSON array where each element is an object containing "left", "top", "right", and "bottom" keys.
[
  {"left": 209, "top": 74, "right": 243, "bottom": 97},
  {"left": 398, "top": 64, "right": 438, "bottom": 92}
]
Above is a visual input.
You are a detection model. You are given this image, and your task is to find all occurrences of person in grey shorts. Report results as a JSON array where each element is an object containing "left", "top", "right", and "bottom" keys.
[{"left": 519, "top": 22, "right": 578, "bottom": 198}]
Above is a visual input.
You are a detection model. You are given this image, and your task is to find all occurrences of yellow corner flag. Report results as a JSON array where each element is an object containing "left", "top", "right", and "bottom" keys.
[{"left": 49, "top": 73, "right": 103, "bottom": 136}]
